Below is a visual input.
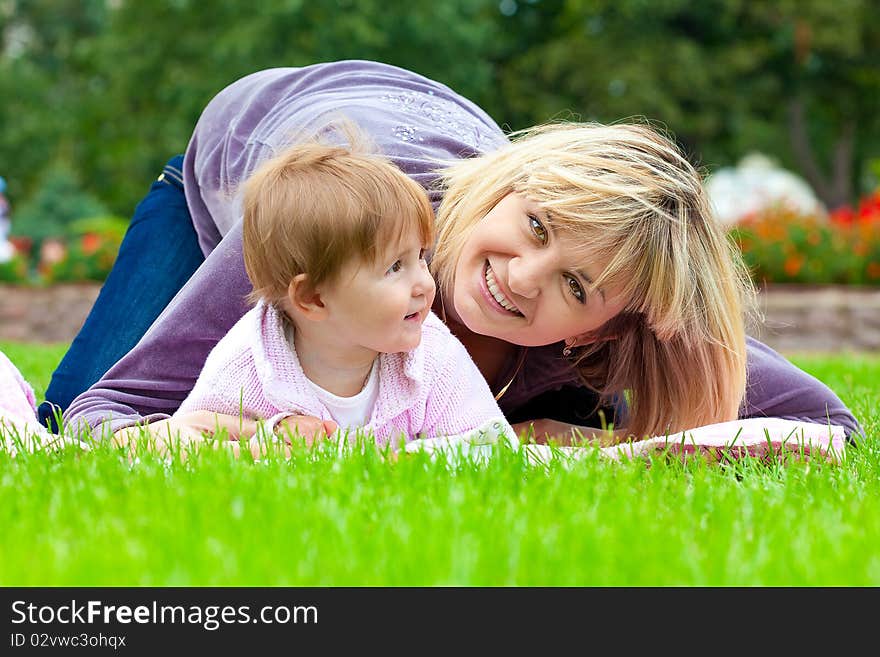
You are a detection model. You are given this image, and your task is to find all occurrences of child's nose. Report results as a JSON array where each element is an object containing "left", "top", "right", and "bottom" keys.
[{"left": 413, "top": 267, "right": 436, "bottom": 297}]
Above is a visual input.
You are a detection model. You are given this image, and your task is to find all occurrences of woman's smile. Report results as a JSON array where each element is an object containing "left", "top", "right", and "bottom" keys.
[{"left": 482, "top": 261, "right": 523, "bottom": 316}]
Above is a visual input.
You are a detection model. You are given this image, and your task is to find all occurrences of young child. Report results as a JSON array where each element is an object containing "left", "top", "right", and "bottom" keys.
[
  {"left": 175, "top": 139, "right": 516, "bottom": 454},
  {"left": 0, "top": 351, "right": 87, "bottom": 456}
]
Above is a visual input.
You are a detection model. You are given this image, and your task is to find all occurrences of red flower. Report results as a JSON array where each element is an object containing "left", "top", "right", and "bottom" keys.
[
  {"left": 857, "top": 192, "right": 880, "bottom": 224},
  {"left": 8, "top": 235, "right": 32, "bottom": 254},
  {"left": 81, "top": 232, "right": 101, "bottom": 256},
  {"left": 830, "top": 205, "right": 855, "bottom": 225}
]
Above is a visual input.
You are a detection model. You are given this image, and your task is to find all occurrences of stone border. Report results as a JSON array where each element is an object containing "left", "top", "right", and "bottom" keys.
[
  {"left": 1, "top": 283, "right": 879, "bottom": 351},
  {"left": 0, "top": 283, "right": 100, "bottom": 343},
  {"left": 751, "top": 285, "right": 880, "bottom": 353}
]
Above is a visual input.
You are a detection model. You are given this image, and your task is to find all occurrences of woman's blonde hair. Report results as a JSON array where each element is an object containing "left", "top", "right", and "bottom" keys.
[
  {"left": 432, "top": 122, "right": 756, "bottom": 439},
  {"left": 242, "top": 137, "right": 435, "bottom": 306}
]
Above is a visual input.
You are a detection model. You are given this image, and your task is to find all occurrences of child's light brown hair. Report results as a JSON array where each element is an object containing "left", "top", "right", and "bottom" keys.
[{"left": 242, "top": 138, "right": 435, "bottom": 306}]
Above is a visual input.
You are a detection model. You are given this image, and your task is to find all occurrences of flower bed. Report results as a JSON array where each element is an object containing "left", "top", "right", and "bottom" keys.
[
  {"left": 731, "top": 190, "right": 880, "bottom": 287},
  {"left": 2, "top": 216, "right": 127, "bottom": 285}
]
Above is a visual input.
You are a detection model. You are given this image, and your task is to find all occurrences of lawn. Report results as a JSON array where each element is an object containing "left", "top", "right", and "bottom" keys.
[{"left": 1, "top": 341, "right": 878, "bottom": 586}]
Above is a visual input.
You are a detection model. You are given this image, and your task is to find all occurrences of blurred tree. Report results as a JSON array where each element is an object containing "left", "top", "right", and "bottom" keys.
[
  {"left": 2, "top": 0, "right": 878, "bottom": 219},
  {"left": 12, "top": 161, "right": 107, "bottom": 251},
  {"left": 498, "top": 0, "right": 880, "bottom": 207},
  {"left": 753, "top": 0, "right": 880, "bottom": 208},
  {"left": 60, "top": 0, "right": 508, "bottom": 213},
  {"left": 0, "top": 0, "right": 108, "bottom": 204}
]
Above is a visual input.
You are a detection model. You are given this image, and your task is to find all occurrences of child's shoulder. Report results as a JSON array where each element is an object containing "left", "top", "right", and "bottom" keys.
[
  {"left": 421, "top": 310, "right": 450, "bottom": 336},
  {"left": 418, "top": 311, "right": 459, "bottom": 351},
  {"left": 416, "top": 311, "right": 474, "bottom": 368},
  {"left": 200, "top": 304, "right": 265, "bottom": 368}
]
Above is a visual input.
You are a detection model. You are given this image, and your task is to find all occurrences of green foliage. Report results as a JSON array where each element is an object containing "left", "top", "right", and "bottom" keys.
[
  {"left": 497, "top": 0, "right": 880, "bottom": 204},
  {"left": 0, "top": 252, "right": 29, "bottom": 283},
  {"left": 6, "top": 0, "right": 507, "bottom": 214},
  {"left": 0, "top": 0, "right": 109, "bottom": 204},
  {"left": 67, "top": 215, "right": 129, "bottom": 242},
  {"left": 0, "top": 213, "right": 126, "bottom": 285},
  {"left": 11, "top": 163, "right": 107, "bottom": 249}
]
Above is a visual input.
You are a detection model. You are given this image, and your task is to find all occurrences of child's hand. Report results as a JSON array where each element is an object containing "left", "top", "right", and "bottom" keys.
[
  {"left": 112, "top": 411, "right": 260, "bottom": 458},
  {"left": 271, "top": 413, "right": 338, "bottom": 447}
]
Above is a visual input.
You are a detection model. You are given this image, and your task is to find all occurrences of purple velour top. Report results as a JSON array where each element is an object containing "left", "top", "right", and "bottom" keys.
[{"left": 64, "top": 60, "right": 862, "bottom": 439}]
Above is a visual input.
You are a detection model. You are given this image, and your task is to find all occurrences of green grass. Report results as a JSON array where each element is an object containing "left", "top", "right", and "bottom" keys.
[{"left": 1, "top": 341, "right": 878, "bottom": 586}]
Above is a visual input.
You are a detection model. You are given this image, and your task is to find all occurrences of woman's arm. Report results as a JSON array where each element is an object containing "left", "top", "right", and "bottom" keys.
[
  {"left": 742, "top": 337, "right": 862, "bottom": 440},
  {"left": 65, "top": 224, "right": 253, "bottom": 436},
  {"left": 512, "top": 418, "right": 622, "bottom": 446},
  {"left": 512, "top": 338, "right": 863, "bottom": 445}
]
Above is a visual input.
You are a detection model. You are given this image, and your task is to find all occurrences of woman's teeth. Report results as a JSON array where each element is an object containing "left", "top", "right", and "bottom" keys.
[{"left": 485, "top": 263, "right": 521, "bottom": 315}]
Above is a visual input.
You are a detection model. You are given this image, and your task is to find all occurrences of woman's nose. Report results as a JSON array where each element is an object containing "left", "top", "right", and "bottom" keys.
[{"left": 507, "top": 256, "right": 543, "bottom": 299}]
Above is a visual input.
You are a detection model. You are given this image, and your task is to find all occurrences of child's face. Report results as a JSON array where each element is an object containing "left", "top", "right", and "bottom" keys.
[{"left": 319, "top": 228, "right": 436, "bottom": 355}]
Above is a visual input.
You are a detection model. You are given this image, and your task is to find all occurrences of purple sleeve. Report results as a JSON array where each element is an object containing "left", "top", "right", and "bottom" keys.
[
  {"left": 64, "top": 224, "right": 252, "bottom": 433},
  {"left": 741, "top": 336, "right": 862, "bottom": 439}
]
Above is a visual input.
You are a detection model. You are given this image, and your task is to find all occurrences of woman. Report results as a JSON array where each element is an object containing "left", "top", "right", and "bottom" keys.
[{"left": 47, "top": 60, "right": 860, "bottom": 444}]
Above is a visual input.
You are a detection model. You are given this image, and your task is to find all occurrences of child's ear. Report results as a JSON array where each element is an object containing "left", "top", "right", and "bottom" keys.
[{"left": 288, "top": 274, "right": 327, "bottom": 320}]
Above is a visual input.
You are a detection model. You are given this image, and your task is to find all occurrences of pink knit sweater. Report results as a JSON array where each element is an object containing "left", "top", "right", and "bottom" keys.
[
  {"left": 177, "top": 302, "right": 513, "bottom": 445},
  {"left": 0, "top": 350, "right": 40, "bottom": 425},
  {"left": 0, "top": 350, "right": 54, "bottom": 450}
]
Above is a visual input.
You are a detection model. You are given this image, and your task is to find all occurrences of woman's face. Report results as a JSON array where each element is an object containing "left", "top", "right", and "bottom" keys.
[{"left": 450, "top": 192, "right": 629, "bottom": 347}]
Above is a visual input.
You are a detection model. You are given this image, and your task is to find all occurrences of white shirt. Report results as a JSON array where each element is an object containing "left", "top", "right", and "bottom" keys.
[{"left": 305, "top": 359, "right": 380, "bottom": 430}]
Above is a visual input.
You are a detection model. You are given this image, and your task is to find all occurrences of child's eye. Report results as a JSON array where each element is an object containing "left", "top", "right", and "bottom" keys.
[
  {"left": 565, "top": 275, "right": 585, "bottom": 303},
  {"left": 419, "top": 248, "right": 427, "bottom": 261},
  {"left": 529, "top": 215, "right": 548, "bottom": 244},
  {"left": 387, "top": 260, "right": 402, "bottom": 275}
]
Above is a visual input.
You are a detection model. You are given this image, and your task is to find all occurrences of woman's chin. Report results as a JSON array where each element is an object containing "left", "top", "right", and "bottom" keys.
[{"left": 463, "top": 316, "right": 534, "bottom": 346}]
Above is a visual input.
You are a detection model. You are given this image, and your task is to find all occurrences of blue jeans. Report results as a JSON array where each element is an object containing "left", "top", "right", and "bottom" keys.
[{"left": 38, "top": 156, "right": 204, "bottom": 431}]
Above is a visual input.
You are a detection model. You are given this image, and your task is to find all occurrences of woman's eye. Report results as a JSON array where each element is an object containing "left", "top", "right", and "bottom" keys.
[
  {"left": 529, "top": 215, "right": 548, "bottom": 244},
  {"left": 387, "top": 260, "right": 402, "bottom": 274},
  {"left": 566, "top": 275, "right": 585, "bottom": 303}
]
